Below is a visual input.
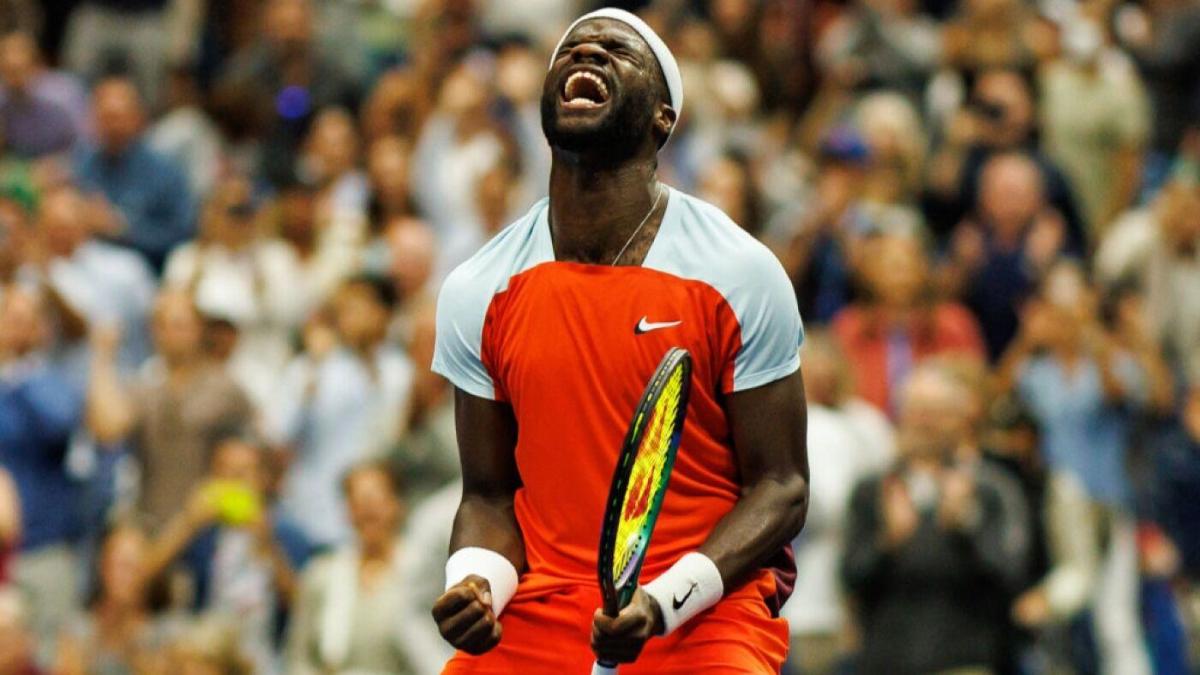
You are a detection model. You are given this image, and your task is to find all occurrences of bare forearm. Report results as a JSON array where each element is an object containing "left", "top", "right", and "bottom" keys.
[
  {"left": 449, "top": 495, "right": 526, "bottom": 572},
  {"left": 145, "top": 513, "right": 202, "bottom": 581},
  {"left": 87, "top": 356, "right": 135, "bottom": 442},
  {"left": 699, "top": 477, "right": 808, "bottom": 588}
]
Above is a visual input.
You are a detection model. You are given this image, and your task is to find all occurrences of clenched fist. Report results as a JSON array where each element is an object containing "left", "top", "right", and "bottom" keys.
[{"left": 432, "top": 575, "right": 503, "bottom": 655}]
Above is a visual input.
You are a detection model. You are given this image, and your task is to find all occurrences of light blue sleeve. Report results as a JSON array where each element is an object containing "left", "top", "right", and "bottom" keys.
[
  {"left": 431, "top": 266, "right": 497, "bottom": 400},
  {"left": 727, "top": 244, "right": 805, "bottom": 393}
]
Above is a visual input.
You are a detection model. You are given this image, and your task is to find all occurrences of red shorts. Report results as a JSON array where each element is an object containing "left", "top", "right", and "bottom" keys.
[{"left": 441, "top": 583, "right": 788, "bottom": 674}]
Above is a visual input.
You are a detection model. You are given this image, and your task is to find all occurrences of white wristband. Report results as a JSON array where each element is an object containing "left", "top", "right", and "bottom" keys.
[
  {"left": 642, "top": 552, "right": 724, "bottom": 635},
  {"left": 444, "top": 547, "right": 520, "bottom": 616}
]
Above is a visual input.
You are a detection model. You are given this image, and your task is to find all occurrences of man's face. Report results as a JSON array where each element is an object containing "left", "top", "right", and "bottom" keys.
[
  {"left": 38, "top": 189, "right": 88, "bottom": 257},
  {"left": 266, "top": 0, "right": 313, "bottom": 57},
  {"left": 974, "top": 71, "right": 1034, "bottom": 149},
  {"left": 334, "top": 283, "right": 387, "bottom": 349},
  {"left": 897, "top": 371, "right": 966, "bottom": 462},
  {"left": 541, "top": 19, "right": 669, "bottom": 157},
  {"left": 0, "top": 34, "right": 36, "bottom": 92},
  {"left": 151, "top": 292, "right": 203, "bottom": 362},
  {"left": 211, "top": 440, "right": 264, "bottom": 493},
  {"left": 346, "top": 469, "right": 401, "bottom": 547},
  {"left": 93, "top": 80, "right": 144, "bottom": 154}
]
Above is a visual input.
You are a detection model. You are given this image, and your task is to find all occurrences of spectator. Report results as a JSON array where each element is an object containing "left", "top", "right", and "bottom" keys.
[
  {"left": 286, "top": 460, "right": 415, "bottom": 674},
  {"left": 146, "top": 66, "right": 225, "bottom": 200},
  {"left": 1096, "top": 180, "right": 1200, "bottom": 379},
  {"left": 0, "top": 288, "right": 84, "bottom": 656},
  {"left": 145, "top": 437, "right": 310, "bottom": 674},
  {"left": 390, "top": 307, "right": 458, "bottom": 508},
  {"left": 271, "top": 178, "right": 361, "bottom": 310},
  {"left": 266, "top": 276, "right": 413, "bottom": 546},
  {"left": 161, "top": 616, "right": 252, "bottom": 675},
  {"left": 1041, "top": 18, "right": 1150, "bottom": 237},
  {"left": 216, "top": 0, "right": 361, "bottom": 189},
  {"left": 773, "top": 127, "right": 876, "bottom": 323},
  {"left": 855, "top": 91, "right": 929, "bottom": 213},
  {"left": 0, "top": 588, "right": 40, "bottom": 675},
  {"left": 0, "top": 32, "right": 76, "bottom": 158},
  {"left": 73, "top": 76, "right": 196, "bottom": 273},
  {"left": 1115, "top": 0, "right": 1200, "bottom": 161},
  {"left": 941, "top": 152, "right": 1070, "bottom": 360},
  {"left": 365, "top": 135, "right": 416, "bottom": 234},
  {"left": 942, "top": 0, "right": 1040, "bottom": 73},
  {"left": 26, "top": 185, "right": 155, "bottom": 372},
  {"left": 394, "top": 477, "right": 459, "bottom": 675},
  {"left": 833, "top": 233, "right": 986, "bottom": 414},
  {"left": 302, "top": 107, "right": 368, "bottom": 222},
  {"left": 696, "top": 150, "right": 762, "bottom": 236},
  {"left": 411, "top": 58, "right": 510, "bottom": 243},
  {"left": 55, "top": 523, "right": 168, "bottom": 675},
  {"left": 0, "top": 467, "right": 17, "bottom": 584},
  {"left": 842, "top": 363, "right": 1030, "bottom": 675},
  {"left": 86, "top": 290, "right": 252, "bottom": 531},
  {"left": 927, "top": 68, "right": 1086, "bottom": 245},
  {"left": 381, "top": 216, "right": 438, "bottom": 347},
  {"left": 997, "top": 262, "right": 1171, "bottom": 675},
  {"left": 816, "top": 0, "right": 941, "bottom": 100},
  {"left": 783, "top": 330, "right": 894, "bottom": 675},
  {"left": 60, "top": 0, "right": 175, "bottom": 107},
  {"left": 163, "top": 176, "right": 311, "bottom": 408}
]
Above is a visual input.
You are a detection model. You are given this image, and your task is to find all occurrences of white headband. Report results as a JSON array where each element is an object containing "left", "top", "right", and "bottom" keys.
[{"left": 550, "top": 8, "right": 683, "bottom": 129}]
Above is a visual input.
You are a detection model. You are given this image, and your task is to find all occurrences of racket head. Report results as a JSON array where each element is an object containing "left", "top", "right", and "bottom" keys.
[{"left": 597, "top": 347, "right": 693, "bottom": 616}]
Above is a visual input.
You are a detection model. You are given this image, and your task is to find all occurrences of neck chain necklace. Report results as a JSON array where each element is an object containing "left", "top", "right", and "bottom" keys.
[{"left": 610, "top": 184, "right": 665, "bottom": 266}]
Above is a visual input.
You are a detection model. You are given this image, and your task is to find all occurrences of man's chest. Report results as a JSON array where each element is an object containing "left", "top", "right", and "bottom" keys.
[{"left": 481, "top": 265, "right": 739, "bottom": 409}]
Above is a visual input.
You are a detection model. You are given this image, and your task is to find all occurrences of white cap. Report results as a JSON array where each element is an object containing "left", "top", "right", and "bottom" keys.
[{"left": 550, "top": 8, "right": 683, "bottom": 134}]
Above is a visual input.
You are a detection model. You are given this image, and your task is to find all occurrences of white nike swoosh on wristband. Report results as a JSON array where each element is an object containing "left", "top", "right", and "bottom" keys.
[{"left": 635, "top": 317, "right": 682, "bottom": 334}]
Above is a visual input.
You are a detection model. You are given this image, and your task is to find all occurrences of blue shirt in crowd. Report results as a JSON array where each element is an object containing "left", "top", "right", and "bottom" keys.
[
  {"left": 1018, "top": 353, "right": 1145, "bottom": 508},
  {"left": 74, "top": 140, "right": 196, "bottom": 273},
  {"left": 0, "top": 358, "right": 84, "bottom": 551}
]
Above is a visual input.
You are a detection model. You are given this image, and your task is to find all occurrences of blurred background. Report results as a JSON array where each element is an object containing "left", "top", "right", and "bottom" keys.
[{"left": 0, "top": 0, "right": 1197, "bottom": 673}]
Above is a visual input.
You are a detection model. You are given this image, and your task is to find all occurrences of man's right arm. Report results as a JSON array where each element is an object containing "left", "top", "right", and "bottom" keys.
[{"left": 431, "top": 388, "right": 525, "bottom": 655}]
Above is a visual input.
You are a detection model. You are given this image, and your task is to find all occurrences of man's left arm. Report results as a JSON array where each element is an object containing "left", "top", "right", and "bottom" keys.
[{"left": 592, "top": 371, "right": 809, "bottom": 663}]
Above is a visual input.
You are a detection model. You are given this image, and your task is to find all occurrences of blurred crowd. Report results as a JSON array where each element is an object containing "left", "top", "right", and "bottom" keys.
[{"left": 0, "top": 0, "right": 1197, "bottom": 674}]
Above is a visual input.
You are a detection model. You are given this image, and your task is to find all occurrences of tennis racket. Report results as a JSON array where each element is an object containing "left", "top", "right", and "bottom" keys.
[{"left": 592, "top": 347, "right": 692, "bottom": 675}]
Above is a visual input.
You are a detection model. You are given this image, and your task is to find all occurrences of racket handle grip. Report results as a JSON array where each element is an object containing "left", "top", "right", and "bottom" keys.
[{"left": 592, "top": 661, "right": 618, "bottom": 675}]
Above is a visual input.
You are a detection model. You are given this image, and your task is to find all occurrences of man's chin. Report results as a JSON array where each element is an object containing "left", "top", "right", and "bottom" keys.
[{"left": 545, "top": 119, "right": 617, "bottom": 154}]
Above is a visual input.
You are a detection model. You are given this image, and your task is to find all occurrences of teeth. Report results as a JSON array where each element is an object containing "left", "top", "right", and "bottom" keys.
[{"left": 564, "top": 71, "right": 609, "bottom": 99}]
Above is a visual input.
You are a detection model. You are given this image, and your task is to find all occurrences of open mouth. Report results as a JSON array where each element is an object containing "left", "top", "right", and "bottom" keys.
[{"left": 561, "top": 70, "right": 610, "bottom": 110}]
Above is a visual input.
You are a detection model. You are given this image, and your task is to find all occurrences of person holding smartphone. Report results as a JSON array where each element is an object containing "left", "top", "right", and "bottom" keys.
[{"left": 146, "top": 436, "right": 314, "bottom": 675}]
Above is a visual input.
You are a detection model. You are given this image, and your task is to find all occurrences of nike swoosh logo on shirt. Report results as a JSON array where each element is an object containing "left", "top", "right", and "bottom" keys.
[
  {"left": 672, "top": 582, "right": 698, "bottom": 610},
  {"left": 634, "top": 317, "right": 682, "bottom": 334}
]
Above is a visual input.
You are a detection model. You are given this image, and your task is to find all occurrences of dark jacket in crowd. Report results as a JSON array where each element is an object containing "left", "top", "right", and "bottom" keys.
[{"left": 842, "top": 467, "right": 1030, "bottom": 675}]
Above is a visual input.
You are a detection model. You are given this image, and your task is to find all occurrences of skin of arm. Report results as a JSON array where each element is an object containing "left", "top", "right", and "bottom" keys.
[
  {"left": 592, "top": 370, "right": 810, "bottom": 664},
  {"left": 253, "top": 517, "right": 299, "bottom": 606},
  {"left": 0, "top": 469, "right": 19, "bottom": 551},
  {"left": 85, "top": 326, "right": 137, "bottom": 444},
  {"left": 143, "top": 486, "right": 217, "bottom": 583},
  {"left": 430, "top": 389, "right": 525, "bottom": 655}
]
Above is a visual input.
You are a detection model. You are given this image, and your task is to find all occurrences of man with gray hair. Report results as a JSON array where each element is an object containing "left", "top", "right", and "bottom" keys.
[{"left": 841, "top": 363, "right": 1030, "bottom": 675}]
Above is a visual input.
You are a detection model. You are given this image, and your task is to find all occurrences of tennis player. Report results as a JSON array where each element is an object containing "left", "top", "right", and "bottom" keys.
[{"left": 430, "top": 8, "right": 809, "bottom": 673}]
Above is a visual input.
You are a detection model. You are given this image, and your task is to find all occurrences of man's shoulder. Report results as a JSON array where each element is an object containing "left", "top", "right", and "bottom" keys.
[
  {"left": 653, "top": 188, "right": 787, "bottom": 288},
  {"left": 439, "top": 198, "right": 551, "bottom": 303}
]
